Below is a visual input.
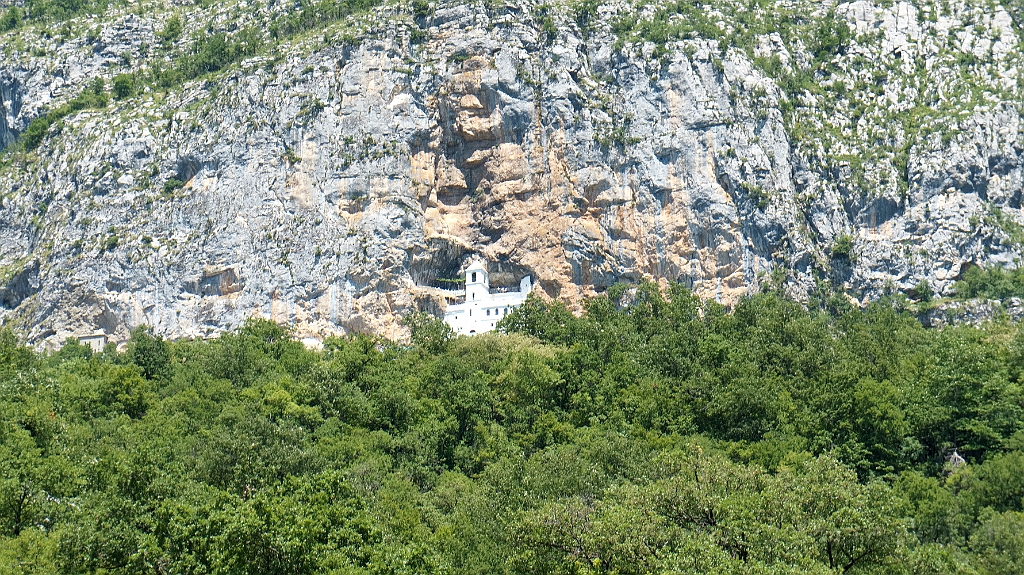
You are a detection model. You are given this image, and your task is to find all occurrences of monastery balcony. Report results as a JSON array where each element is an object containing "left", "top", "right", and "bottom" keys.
[
  {"left": 489, "top": 286, "right": 524, "bottom": 294},
  {"left": 413, "top": 283, "right": 463, "bottom": 295},
  {"left": 442, "top": 294, "right": 466, "bottom": 305}
]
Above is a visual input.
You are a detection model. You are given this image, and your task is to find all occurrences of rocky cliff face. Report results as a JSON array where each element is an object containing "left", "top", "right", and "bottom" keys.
[{"left": 1, "top": 0, "right": 1023, "bottom": 346}]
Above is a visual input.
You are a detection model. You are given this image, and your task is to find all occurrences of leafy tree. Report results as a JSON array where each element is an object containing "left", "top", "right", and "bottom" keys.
[
  {"left": 403, "top": 311, "right": 455, "bottom": 354},
  {"left": 0, "top": 528, "right": 59, "bottom": 574},
  {"left": 968, "top": 509, "right": 1024, "bottom": 575},
  {"left": 126, "top": 326, "right": 170, "bottom": 381},
  {"left": 0, "top": 329, "right": 34, "bottom": 377}
]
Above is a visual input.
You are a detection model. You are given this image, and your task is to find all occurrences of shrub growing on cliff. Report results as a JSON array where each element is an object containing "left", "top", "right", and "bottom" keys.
[
  {"left": 20, "top": 116, "right": 53, "bottom": 151},
  {"left": 913, "top": 279, "right": 934, "bottom": 303},
  {"left": 18, "top": 0, "right": 120, "bottom": 23},
  {"left": 143, "top": 0, "right": 387, "bottom": 90},
  {"left": 267, "top": 0, "right": 382, "bottom": 40},
  {"left": 613, "top": 0, "right": 724, "bottom": 48},
  {"left": 411, "top": 0, "right": 431, "bottom": 19},
  {"left": 571, "top": 0, "right": 599, "bottom": 33},
  {"left": 0, "top": 7, "right": 22, "bottom": 32},
  {"left": 954, "top": 265, "right": 1024, "bottom": 301},
  {"left": 832, "top": 233, "right": 855, "bottom": 260},
  {"left": 112, "top": 73, "right": 135, "bottom": 99},
  {"left": 176, "top": 32, "right": 255, "bottom": 78},
  {"left": 162, "top": 177, "right": 185, "bottom": 195},
  {"left": 18, "top": 80, "right": 108, "bottom": 151},
  {"left": 811, "top": 11, "right": 852, "bottom": 62},
  {"left": 158, "top": 13, "right": 183, "bottom": 43},
  {"left": 101, "top": 230, "right": 118, "bottom": 251}
]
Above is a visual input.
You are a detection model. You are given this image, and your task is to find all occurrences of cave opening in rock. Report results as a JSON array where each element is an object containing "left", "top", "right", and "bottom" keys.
[
  {"left": 409, "top": 238, "right": 472, "bottom": 290},
  {"left": 485, "top": 257, "right": 534, "bottom": 291}
]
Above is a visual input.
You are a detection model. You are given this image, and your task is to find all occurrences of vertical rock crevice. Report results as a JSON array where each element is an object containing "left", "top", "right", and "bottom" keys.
[{"left": 0, "top": 74, "right": 21, "bottom": 152}]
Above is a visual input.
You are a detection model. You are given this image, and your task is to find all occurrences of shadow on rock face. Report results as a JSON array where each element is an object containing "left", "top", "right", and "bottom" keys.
[
  {"left": 0, "top": 74, "right": 24, "bottom": 152},
  {"left": 0, "top": 259, "right": 40, "bottom": 309},
  {"left": 175, "top": 156, "right": 214, "bottom": 183},
  {"left": 409, "top": 237, "right": 475, "bottom": 289},
  {"left": 862, "top": 197, "right": 903, "bottom": 230}
]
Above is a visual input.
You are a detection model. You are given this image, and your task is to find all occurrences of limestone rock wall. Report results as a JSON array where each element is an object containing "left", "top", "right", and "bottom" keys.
[{"left": 0, "top": 0, "right": 1023, "bottom": 346}]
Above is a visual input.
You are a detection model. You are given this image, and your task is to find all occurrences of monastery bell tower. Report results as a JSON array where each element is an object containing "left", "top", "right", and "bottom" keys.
[{"left": 465, "top": 259, "right": 489, "bottom": 302}]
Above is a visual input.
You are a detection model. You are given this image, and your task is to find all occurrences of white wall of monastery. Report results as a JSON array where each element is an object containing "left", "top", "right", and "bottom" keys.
[{"left": 444, "top": 261, "right": 531, "bottom": 335}]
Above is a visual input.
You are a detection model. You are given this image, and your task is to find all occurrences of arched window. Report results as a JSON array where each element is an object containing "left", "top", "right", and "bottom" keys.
[
  {"left": 472, "top": 272, "right": 477, "bottom": 282},
  {"left": 486, "top": 309, "right": 491, "bottom": 316}
]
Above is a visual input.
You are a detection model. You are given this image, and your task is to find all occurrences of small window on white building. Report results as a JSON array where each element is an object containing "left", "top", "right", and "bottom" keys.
[
  {"left": 486, "top": 309, "right": 491, "bottom": 316},
  {"left": 472, "top": 272, "right": 477, "bottom": 282}
]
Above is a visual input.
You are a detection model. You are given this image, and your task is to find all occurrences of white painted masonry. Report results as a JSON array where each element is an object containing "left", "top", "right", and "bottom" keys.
[{"left": 444, "top": 260, "right": 531, "bottom": 335}]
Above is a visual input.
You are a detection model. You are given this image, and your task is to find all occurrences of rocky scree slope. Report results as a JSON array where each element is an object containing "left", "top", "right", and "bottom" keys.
[{"left": 0, "top": 0, "right": 1023, "bottom": 346}]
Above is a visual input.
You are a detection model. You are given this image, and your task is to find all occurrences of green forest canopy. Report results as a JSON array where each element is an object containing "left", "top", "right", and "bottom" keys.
[{"left": 2, "top": 286, "right": 1024, "bottom": 574}]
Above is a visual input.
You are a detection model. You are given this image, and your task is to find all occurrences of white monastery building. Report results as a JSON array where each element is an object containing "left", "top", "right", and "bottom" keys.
[{"left": 444, "top": 259, "right": 532, "bottom": 335}]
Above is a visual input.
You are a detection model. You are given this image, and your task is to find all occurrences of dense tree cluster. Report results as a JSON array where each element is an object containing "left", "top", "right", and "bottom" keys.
[{"left": 1, "top": 286, "right": 1024, "bottom": 573}]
